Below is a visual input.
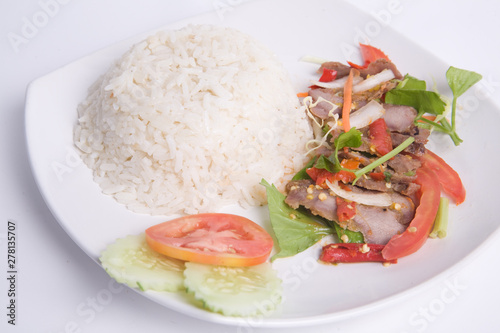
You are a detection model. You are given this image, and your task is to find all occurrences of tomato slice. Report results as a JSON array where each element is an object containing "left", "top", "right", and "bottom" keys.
[
  {"left": 306, "top": 167, "right": 334, "bottom": 188},
  {"left": 145, "top": 213, "right": 273, "bottom": 267},
  {"left": 306, "top": 159, "right": 360, "bottom": 188},
  {"left": 382, "top": 167, "right": 441, "bottom": 261},
  {"left": 418, "top": 149, "right": 466, "bottom": 205},
  {"left": 336, "top": 197, "right": 356, "bottom": 222},
  {"left": 369, "top": 118, "right": 393, "bottom": 156}
]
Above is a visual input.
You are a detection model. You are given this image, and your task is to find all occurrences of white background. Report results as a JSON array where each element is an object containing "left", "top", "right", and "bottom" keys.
[{"left": 1, "top": 0, "right": 499, "bottom": 332}]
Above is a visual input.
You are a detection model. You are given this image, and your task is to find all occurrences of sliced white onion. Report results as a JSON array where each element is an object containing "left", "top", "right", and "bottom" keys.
[
  {"left": 326, "top": 180, "right": 392, "bottom": 207},
  {"left": 352, "top": 69, "right": 395, "bottom": 93},
  {"left": 310, "top": 76, "right": 363, "bottom": 89},
  {"left": 349, "top": 100, "right": 385, "bottom": 129}
]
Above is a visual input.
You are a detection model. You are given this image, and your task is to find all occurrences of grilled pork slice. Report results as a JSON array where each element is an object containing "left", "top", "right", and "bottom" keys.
[
  {"left": 387, "top": 154, "right": 421, "bottom": 173},
  {"left": 308, "top": 88, "right": 342, "bottom": 119},
  {"left": 285, "top": 179, "right": 338, "bottom": 221},
  {"left": 318, "top": 59, "right": 403, "bottom": 80},
  {"left": 391, "top": 128, "right": 430, "bottom": 156},
  {"left": 351, "top": 205, "right": 406, "bottom": 244},
  {"left": 317, "top": 61, "right": 352, "bottom": 78},
  {"left": 337, "top": 150, "right": 421, "bottom": 196},
  {"left": 285, "top": 179, "right": 415, "bottom": 244},
  {"left": 382, "top": 104, "right": 417, "bottom": 133}
]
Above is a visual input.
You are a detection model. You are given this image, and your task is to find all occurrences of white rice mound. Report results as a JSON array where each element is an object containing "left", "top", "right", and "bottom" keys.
[{"left": 74, "top": 24, "right": 313, "bottom": 215}]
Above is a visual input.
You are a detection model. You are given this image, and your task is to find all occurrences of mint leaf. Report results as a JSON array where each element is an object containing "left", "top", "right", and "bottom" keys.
[{"left": 260, "top": 179, "right": 333, "bottom": 261}]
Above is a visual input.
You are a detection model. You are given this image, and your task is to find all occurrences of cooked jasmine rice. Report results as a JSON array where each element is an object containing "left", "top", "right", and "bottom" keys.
[{"left": 74, "top": 24, "right": 312, "bottom": 215}]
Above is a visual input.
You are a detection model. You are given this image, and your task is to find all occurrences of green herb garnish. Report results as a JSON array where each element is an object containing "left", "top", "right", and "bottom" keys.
[
  {"left": 385, "top": 67, "right": 482, "bottom": 146},
  {"left": 333, "top": 222, "right": 364, "bottom": 243},
  {"left": 260, "top": 179, "right": 333, "bottom": 261},
  {"left": 429, "top": 197, "right": 449, "bottom": 239},
  {"left": 305, "top": 129, "right": 414, "bottom": 186}
]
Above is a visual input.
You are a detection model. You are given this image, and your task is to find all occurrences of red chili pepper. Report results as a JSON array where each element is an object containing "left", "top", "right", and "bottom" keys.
[
  {"left": 369, "top": 118, "right": 393, "bottom": 156},
  {"left": 320, "top": 243, "right": 397, "bottom": 264},
  {"left": 336, "top": 197, "right": 356, "bottom": 222},
  {"left": 319, "top": 68, "right": 338, "bottom": 82},
  {"left": 347, "top": 61, "right": 366, "bottom": 70},
  {"left": 348, "top": 43, "right": 392, "bottom": 69}
]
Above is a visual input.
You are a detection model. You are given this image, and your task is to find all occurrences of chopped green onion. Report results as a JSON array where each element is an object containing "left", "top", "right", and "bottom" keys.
[
  {"left": 352, "top": 137, "right": 415, "bottom": 185},
  {"left": 429, "top": 197, "right": 449, "bottom": 239}
]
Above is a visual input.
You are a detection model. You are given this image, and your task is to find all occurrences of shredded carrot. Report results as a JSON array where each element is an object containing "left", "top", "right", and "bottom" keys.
[
  {"left": 342, "top": 69, "right": 355, "bottom": 132},
  {"left": 419, "top": 115, "right": 437, "bottom": 122},
  {"left": 296, "top": 92, "right": 309, "bottom": 98}
]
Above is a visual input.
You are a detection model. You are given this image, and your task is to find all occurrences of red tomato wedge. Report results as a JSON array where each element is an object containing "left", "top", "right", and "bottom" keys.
[
  {"left": 145, "top": 213, "right": 273, "bottom": 267},
  {"left": 418, "top": 149, "right": 466, "bottom": 205},
  {"left": 382, "top": 167, "right": 441, "bottom": 261},
  {"left": 336, "top": 197, "right": 356, "bottom": 222},
  {"left": 369, "top": 118, "right": 393, "bottom": 156},
  {"left": 306, "top": 167, "right": 334, "bottom": 188},
  {"left": 306, "top": 159, "right": 359, "bottom": 188}
]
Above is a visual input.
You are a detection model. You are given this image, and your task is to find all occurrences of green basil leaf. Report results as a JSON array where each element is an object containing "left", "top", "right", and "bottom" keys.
[{"left": 260, "top": 179, "right": 333, "bottom": 261}]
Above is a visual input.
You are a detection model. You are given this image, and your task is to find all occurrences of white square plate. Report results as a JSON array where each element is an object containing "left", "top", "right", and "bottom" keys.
[{"left": 24, "top": 0, "right": 500, "bottom": 327}]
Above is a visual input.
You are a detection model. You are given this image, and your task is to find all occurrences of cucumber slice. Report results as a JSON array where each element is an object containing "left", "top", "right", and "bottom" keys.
[
  {"left": 184, "top": 262, "right": 282, "bottom": 317},
  {"left": 100, "top": 233, "right": 185, "bottom": 292}
]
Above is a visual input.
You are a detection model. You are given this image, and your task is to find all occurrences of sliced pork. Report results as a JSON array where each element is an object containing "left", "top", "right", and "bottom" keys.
[
  {"left": 318, "top": 61, "right": 351, "bottom": 78},
  {"left": 358, "top": 59, "right": 403, "bottom": 80},
  {"left": 318, "top": 59, "right": 403, "bottom": 80},
  {"left": 387, "top": 154, "right": 421, "bottom": 174},
  {"left": 285, "top": 179, "right": 337, "bottom": 221},
  {"left": 308, "top": 88, "right": 342, "bottom": 119},
  {"left": 382, "top": 104, "right": 417, "bottom": 133},
  {"left": 285, "top": 179, "right": 415, "bottom": 245},
  {"left": 351, "top": 206, "right": 406, "bottom": 244}
]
